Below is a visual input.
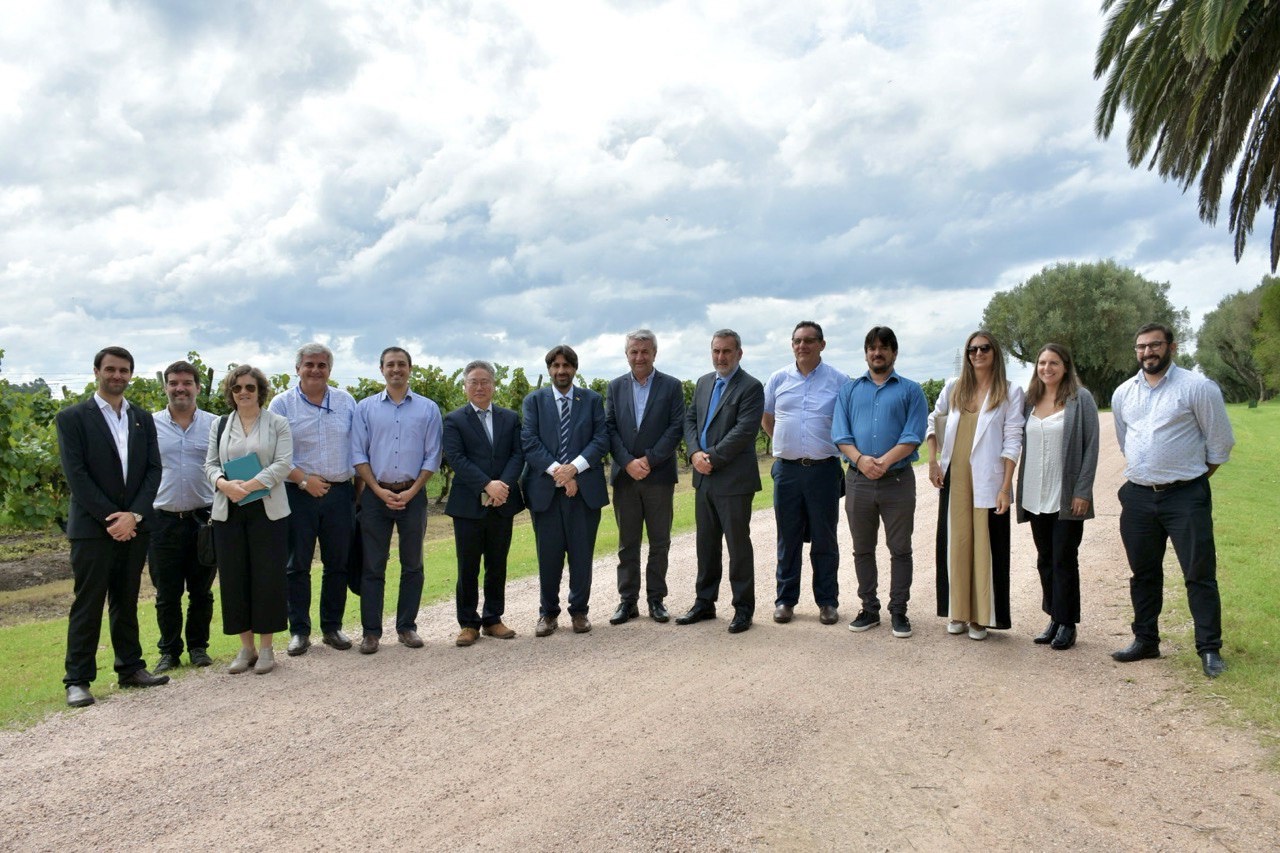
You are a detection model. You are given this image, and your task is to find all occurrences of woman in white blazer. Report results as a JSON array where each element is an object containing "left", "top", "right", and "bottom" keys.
[
  {"left": 203, "top": 365, "right": 293, "bottom": 674},
  {"left": 926, "top": 331, "right": 1024, "bottom": 640}
]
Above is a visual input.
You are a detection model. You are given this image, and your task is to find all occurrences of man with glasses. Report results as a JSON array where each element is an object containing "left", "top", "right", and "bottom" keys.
[{"left": 1111, "top": 323, "right": 1234, "bottom": 677}]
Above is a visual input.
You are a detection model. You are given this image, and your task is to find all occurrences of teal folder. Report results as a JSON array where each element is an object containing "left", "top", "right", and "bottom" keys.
[{"left": 224, "top": 454, "right": 271, "bottom": 505}]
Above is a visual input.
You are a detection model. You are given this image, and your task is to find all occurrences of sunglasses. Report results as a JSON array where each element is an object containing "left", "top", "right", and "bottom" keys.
[
  {"left": 966, "top": 344, "right": 993, "bottom": 354},
  {"left": 231, "top": 383, "right": 257, "bottom": 393}
]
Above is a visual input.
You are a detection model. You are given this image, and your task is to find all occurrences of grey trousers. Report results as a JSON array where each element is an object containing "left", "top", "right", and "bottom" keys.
[{"left": 844, "top": 467, "right": 916, "bottom": 615}]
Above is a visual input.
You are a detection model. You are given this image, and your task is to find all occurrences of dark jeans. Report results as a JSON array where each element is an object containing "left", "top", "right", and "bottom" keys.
[
  {"left": 772, "top": 458, "right": 842, "bottom": 608},
  {"left": 64, "top": 535, "right": 149, "bottom": 686},
  {"left": 1118, "top": 476, "right": 1222, "bottom": 653},
  {"left": 453, "top": 512, "right": 513, "bottom": 628},
  {"left": 1026, "top": 511, "right": 1084, "bottom": 625},
  {"left": 285, "top": 481, "right": 354, "bottom": 636},
  {"left": 693, "top": 488, "right": 755, "bottom": 615},
  {"left": 360, "top": 487, "right": 427, "bottom": 636},
  {"left": 613, "top": 477, "right": 674, "bottom": 604},
  {"left": 214, "top": 500, "right": 288, "bottom": 635},
  {"left": 844, "top": 467, "right": 915, "bottom": 615},
  {"left": 531, "top": 491, "right": 600, "bottom": 618},
  {"left": 147, "top": 508, "right": 216, "bottom": 656}
]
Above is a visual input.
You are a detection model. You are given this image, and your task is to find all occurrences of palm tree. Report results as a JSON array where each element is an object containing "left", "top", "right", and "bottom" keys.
[{"left": 1094, "top": 1, "right": 1280, "bottom": 270}]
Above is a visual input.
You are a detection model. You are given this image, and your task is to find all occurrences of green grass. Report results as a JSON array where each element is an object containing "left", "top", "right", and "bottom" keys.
[{"left": 0, "top": 459, "right": 777, "bottom": 729}]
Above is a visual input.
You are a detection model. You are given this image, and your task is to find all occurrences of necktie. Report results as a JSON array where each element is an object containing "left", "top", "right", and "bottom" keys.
[
  {"left": 700, "top": 376, "right": 727, "bottom": 451},
  {"left": 477, "top": 408, "right": 493, "bottom": 443},
  {"left": 557, "top": 397, "right": 571, "bottom": 463}
]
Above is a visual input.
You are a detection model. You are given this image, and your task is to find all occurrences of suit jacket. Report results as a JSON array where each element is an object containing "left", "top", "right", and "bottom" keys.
[
  {"left": 203, "top": 410, "right": 294, "bottom": 521},
  {"left": 606, "top": 369, "right": 685, "bottom": 486},
  {"left": 682, "top": 369, "right": 765, "bottom": 496},
  {"left": 442, "top": 403, "right": 526, "bottom": 519},
  {"left": 56, "top": 398, "right": 163, "bottom": 540},
  {"left": 521, "top": 385, "right": 610, "bottom": 513},
  {"left": 927, "top": 379, "right": 1025, "bottom": 508}
]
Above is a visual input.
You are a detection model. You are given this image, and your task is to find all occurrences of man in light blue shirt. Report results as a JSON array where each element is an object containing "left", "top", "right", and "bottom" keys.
[
  {"left": 351, "top": 346, "right": 443, "bottom": 654},
  {"left": 1111, "top": 322, "right": 1235, "bottom": 677},
  {"left": 831, "top": 327, "right": 928, "bottom": 639},
  {"left": 762, "top": 321, "right": 848, "bottom": 626},
  {"left": 149, "top": 360, "right": 218, "bottom": 673},
  {"left": 268, "top": 343, "right": 358, "bottom": 656}
]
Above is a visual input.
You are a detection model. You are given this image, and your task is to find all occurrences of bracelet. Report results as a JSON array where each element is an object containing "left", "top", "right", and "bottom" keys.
[
  {"left": 1000, "top": 488, "right": 1011, "bottom": 496},
  {"left": 854, "top": 454, "right": 862, "bottom": 466}
]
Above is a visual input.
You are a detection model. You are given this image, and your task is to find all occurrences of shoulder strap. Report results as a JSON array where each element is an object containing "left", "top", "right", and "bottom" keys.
[{"left": 217, "top": 414, "right": 229, "bottom": 446}]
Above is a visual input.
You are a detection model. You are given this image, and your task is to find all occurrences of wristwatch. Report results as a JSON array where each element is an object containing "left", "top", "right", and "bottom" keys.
[
  {"left": 299, "top": 477, "right": 310, "bottom": 490},
  {"left": 131, "top": 512, "right": 143, "bottom": 524}
]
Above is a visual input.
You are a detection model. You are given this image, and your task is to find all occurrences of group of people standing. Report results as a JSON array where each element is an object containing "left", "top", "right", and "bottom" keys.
[{"left": 54, "top": 319, "right": 1235, "bottom": 708}]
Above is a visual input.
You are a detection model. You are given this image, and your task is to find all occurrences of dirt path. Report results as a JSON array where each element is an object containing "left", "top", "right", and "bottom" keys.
[{"left": 1, "top": 414, "right": 1276, "bottom": 851}]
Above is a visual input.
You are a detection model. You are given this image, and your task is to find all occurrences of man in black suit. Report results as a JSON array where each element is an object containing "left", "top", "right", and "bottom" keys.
[
  {"left": 605, "top": 329, "right": 685, "bottom": 624},
  {"left": 56, "top": 346, "right": 168, "bottom": 707},
  {"left": 677, "top": 329, "right": 765, "bottom": 634},
  {"left": 442, "top": 360, "right": 525, "bottom": 647},
  {"left": 521, "top": 345, "right": 610, "bottom": 637}
]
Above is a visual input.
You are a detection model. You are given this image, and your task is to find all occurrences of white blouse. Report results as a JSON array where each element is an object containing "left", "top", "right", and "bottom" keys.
[{"left": 1022, "top": 409, "right": 1064, "bottom": 515}]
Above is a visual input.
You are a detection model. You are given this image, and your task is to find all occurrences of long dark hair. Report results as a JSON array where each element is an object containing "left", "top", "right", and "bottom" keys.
[{"left": 1026, "top": 343, "right": 1081, "bottom": 407}]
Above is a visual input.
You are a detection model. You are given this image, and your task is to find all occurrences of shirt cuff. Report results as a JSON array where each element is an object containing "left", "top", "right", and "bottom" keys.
[{"left": 572, "top": 455, "right": 589, "bottom": 473}]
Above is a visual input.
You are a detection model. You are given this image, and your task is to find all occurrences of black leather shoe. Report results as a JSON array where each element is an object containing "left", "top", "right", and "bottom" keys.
[
  {"left": 818, "top": 605, "right": 839, "bottom": 625},
  {"left": 153, "top": 653, "right": 180, "bottom": 674},
  {"left": 1034, "top": 620, "right": 1060, "bottom": 644},
  {"left": 609, "top": 601, "right": 639, "bottom": 625},
  {"left": 286, "top": 634, "right": 310, "bottom": 656},
  {"left": 773, "top": 604, "right": 793, "bottom": 623},
  {"left": 727, "top": 612, "right": 752, "bottom": 634},
  {"left": 1201, "top": 651, "right": 1227, "bottom": 678},
  {"left": 648, "top": 601, "right": 670, "bottom": 623},
  {"left": 189, "top": 648, "right": 213, "bottom": 667},
  {"left": 119, "top": 668, "right": 170, "bottom": 688},
  {"left": 66, "top": 685, "right": 95, "bottom": 707},
  {"left": 675, "top": 604, "right": 716, "bottom": 625},
  {"left": 1111, "top": 640, "right": 1160, "bottom": 662},
  {"left": 1050, "top": 623, "right": 1076, "bottom": 650},
  {"left": 322, "top": 629, "right": 353, "bottom": 650}
]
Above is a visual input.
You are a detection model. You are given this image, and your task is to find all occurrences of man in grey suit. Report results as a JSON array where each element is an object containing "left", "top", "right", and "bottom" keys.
[
  {"left": 605, "top": 329, "right": 686, "bottom": 625},
  {"left": 521, "top": 345, "right": 611, "bottom": 637},
  {"left": 676, "top": 329, "right": 765, "bottom": 634}
]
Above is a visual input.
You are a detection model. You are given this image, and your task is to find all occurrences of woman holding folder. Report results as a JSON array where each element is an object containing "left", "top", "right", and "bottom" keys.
[{"left": 204, "top": 365, "right": 293, "bottom": 674}]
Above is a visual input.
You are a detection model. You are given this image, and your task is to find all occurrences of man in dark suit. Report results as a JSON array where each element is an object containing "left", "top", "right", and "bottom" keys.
[
  {"left": 521, "top": 345, "right": 610, "bottom": 637},
  {"left": 56, "top": 346, "right": 169, "bottom": 707},
  {"left": 443, "top": 360, "right": 525, "bottom": 646},
  {"left": 676, "top": 329, "right": 765, "bottom": 634},
  {"left": 605, "top": 329, "right": 685, "bottom": 625}
]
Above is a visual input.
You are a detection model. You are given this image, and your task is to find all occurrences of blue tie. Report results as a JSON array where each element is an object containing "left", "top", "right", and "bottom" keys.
[
  {"left": 700, "top": 376, "right": 726, "bottom": 451},
  {"left": 557, "top": 397, "right": 571, "bottom": 463}
]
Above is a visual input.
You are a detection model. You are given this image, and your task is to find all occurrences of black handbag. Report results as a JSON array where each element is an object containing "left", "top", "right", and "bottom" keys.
[{"left": 197, "top": 415, "right": 230, "bottom": 569}]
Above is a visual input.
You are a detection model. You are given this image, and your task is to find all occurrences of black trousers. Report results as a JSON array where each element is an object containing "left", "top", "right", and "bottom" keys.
[
  {"left": 612, "top": 477, "right": 674, "bottom": 604},
  {"left": 147, "top": 509, "right": 216, "bottom": 656},
  {"left": 1118, "top": 476, "right": 1222, "bottom": 653},
  {"left": 453, "top": 512, "right": 513, "bottom": 628},
  {"left": 772, "top": 458, "right": 842, "bottom": 608},
  {"left": 360, "top": 488, "right": 427, "bottom": 636},
  {"left": 693, "top": 488, "right": 755, "bottom": 615},
  {"left": 214, "top": 500, "right": 288, "bottom": 635},
  {"left": 64, "top": 535, "right": 149, "bottom": 687},
  {"left": 1025, "top": 512, "right": 1083, "bottom": 625}
]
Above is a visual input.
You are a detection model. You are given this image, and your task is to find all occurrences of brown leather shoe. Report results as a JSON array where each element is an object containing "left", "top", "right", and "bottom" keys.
[
  {"left": 455, "top": 627, "right": 479, "bottom": 647},
  {"left": 359, "top": 633, "right": 379, "bottom": 654},
  {"left": 571, "top": 614, "right": 592, "bottom": 634},
  {"left": 535, "top": 616, "right": 558, "bottom": 637},
  {"left": 482, "top": 622, "right": 516, "bottom": 639},
  {"left": 398, "top": 629, "right": 424, "bottom": 648}
]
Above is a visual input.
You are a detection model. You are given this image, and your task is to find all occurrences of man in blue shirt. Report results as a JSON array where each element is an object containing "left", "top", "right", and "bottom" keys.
[
  {"left": 831, "top": 327, "right": 928, "bottom": 639},
  {"left": 149, "top": 360, "right": 218, "bottom": 673}
]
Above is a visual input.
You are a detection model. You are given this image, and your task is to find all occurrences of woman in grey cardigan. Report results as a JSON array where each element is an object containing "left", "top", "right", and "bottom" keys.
[{"left": 1015, "top": 344, "right": 1098, "bottom": 650}]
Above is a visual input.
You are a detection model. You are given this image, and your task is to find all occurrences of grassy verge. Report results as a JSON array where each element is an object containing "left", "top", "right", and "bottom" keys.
[{"left": 0, "top": 459, "right": 777, "bottom": 729}]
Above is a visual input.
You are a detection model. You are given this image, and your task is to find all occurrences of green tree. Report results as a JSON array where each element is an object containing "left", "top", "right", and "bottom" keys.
[
  {"left": 1195, "top": 280, "right": 1275, "bottom": 401},
  {"left": 981, "top": 260, "right": 1189, "bottom": 406},
  {"left": 920, "top": 378, "right": 945, "bottom": 411},
  {"left": 1255, "top": 276, "right": 1280, "bottom": 388},
  {"left": 1095, "top": 1, "right": 1280, "bottom": 270},
  {"left": 0, "top": 350, "right": 68, "bottom": 528}
]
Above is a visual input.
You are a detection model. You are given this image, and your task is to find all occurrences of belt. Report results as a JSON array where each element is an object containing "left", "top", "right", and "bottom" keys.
[
  {"left": 377, "top": 480, "right": 415, "bottom": 492},
  {"left": 1131, "top": 475, "right": 1201, "bottom": 493},
  {"left": 156, "top": 507, "right": 211, "bottom": 519},
  {"left": 779, "top": 457, "right": 838, "bottom": 466}
]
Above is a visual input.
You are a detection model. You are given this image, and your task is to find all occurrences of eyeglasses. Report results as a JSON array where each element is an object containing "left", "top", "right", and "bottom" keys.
[
  {"left": 966, "top": 344, "right": 993, "bottom": 354},
  {"left": 1134, "top": 341, "right": 1168, "bottom": 352},
  {"left": 231, "top": 383, "right": 257, "bottom": 393}
]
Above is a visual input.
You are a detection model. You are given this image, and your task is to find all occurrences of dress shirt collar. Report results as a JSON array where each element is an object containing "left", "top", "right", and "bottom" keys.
[
  {"left": 296, "top": 384, "right": 333, "bottom": 412},
  {"left": 94, "top": 393, "right": 130, "bottom": 418}
]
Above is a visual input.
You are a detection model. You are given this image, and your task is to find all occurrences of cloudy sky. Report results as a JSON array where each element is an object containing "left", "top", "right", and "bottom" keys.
[{"left": 0, "top": 0, "right": 1272, "bottom": 392}]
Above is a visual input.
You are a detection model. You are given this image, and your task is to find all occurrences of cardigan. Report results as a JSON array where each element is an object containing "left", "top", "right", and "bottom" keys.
[
  {"left": 1015, "top": 387, "right": 1099, "bottom": 523},
  {"left": 203, "top": 409, "right": 294, "bottom": 522}
]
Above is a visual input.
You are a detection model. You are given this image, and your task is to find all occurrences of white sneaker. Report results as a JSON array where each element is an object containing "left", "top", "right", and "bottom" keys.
[
  {"left": 228, "top": 648, "right": 258, "bottom": 674},
  {"left": 947, "top": 620, "right": 967, "bottom": 635},
  {"left": 968, "top": 624, "right": 988, "bottom": 641},
  {"left": 253, "top": 647, "right": 275, "bottom": 674}
]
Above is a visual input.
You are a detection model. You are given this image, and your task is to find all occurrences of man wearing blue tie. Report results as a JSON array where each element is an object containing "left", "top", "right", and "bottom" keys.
[{"left": 521, "top": 345, "right": 610, "bottom": 637}]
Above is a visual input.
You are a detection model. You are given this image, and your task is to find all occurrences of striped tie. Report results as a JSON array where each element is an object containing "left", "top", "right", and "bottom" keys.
[{"left": 557, "top": 397, "right": 571, "bottom": 463}]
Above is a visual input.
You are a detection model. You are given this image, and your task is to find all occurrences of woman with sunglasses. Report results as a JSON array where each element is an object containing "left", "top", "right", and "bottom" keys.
[
  {"left": 926, "top": 332, "right": 1024, "bottom": 640},
  {"left": 1014, "top": 344, "right": 1098, "bottom": 650},
  {"left": 204, "top": 365, "right": 293, "bottom": 674}
]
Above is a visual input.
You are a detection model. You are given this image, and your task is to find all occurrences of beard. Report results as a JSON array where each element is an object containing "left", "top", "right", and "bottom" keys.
[{"left": 1141, "top": 351, "right": 1173, "bottom": 375}]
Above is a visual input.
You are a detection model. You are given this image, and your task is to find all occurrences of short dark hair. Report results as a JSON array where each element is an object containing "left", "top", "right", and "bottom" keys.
[
  {"left": 379, "top": 346, "right": 412, "bottom": 368},
  {"left": 792, "top": 321, "right": 823, "bottom": 341},
  {"left": 220, "top": 364, "right": 271, "bottom": 408},
  {"left": 163, "top": 360, "right": 199, "bottom": 383},
  {"left": 1135, "top": 322, "right": 1175, "bottom": 345},
  {"left": 94, "top": 346, "right": 134, "bottom": 371},
  {"left": 545, "top": 345, "right": 578, "bottom": 369},
  {"left": 864, "top": 326, "right": 898, "bottom": 352}
]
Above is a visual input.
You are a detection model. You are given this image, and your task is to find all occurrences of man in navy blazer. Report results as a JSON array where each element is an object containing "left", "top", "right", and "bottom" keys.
[
  {"left": 677, "top": 329, "right": 765, "bottom": 634},
  {"left": 443, "top": 360, "right": 526, "bottom": 646},
  {"left": 56, "top": 346, "right": 169, "bottom": 707},
  {"left": 521, "top": 345, "right": 610, "bottom": 637},
  {"left": 605, "top": 329, "right": 685, "bottom": 625}
]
